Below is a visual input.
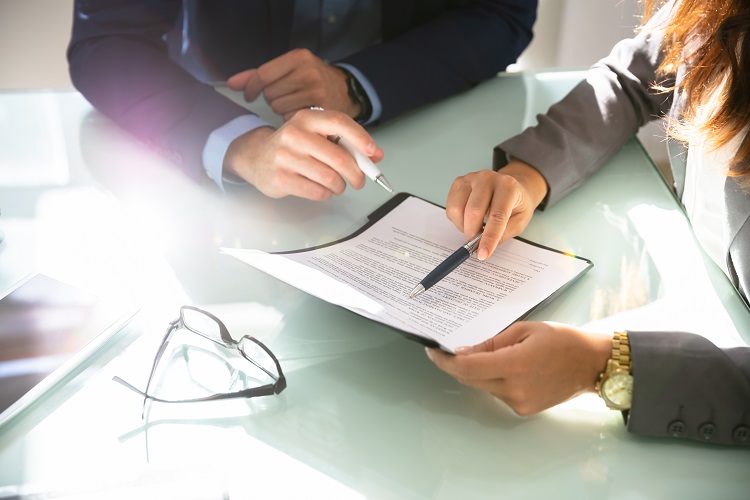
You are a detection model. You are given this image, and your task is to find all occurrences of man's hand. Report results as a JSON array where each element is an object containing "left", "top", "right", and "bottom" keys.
[
  {"left": 426, "top": 322, "right": 612, "bottom": 416},
  {"left": 227, "top": 49, "right": 360, "bottom": 121},
  {"left": 223, "top": 108, "right": 383, "bottom": 200},
  {"left": 446, "top": 160, "right": 548, "bottom": 260}
]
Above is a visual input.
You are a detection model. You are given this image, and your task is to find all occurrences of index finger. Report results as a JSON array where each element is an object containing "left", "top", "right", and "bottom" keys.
[
  {"left": 227, "top": 68, "right": 265, "bottom": 102},
  {"left": 446, "top": 175, "right": 473, "bottom": 234},
  {"left": 303, "top": 108, "right": 381, "bottom": 158},
  {"left": 236, "top": 52, "right": 302, "bottom": 104},
  {"left": 227, "top": 69, "right": 253, "bottom": 90},
  {"left": 254, "top": 51, "right": 301, "bottom": 88},
  {"left": 473, "top": 179, "right": 520, "bottom": 260}
]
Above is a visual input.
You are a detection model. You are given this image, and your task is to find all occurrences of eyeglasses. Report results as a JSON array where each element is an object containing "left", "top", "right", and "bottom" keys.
[{"left": 114, "top": 306, "right": 286, "bottom": 416}]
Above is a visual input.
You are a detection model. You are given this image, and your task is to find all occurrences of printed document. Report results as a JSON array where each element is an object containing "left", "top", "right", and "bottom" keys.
[{"left": 222, "top": 195, "right": 592, "bottom": 352}]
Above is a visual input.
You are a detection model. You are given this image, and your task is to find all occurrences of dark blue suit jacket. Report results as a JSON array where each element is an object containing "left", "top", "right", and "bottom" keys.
[{"left": 68, "top": 0, "right": 537, "bottom": 180}]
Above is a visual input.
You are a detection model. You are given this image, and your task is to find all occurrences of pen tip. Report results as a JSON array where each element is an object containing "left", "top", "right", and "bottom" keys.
[
  {"left": 376, "top": 175, "right": 394, "bottom": 194},
  {"left": 408, "top": 284, "right": 425, "bottom": 299}
]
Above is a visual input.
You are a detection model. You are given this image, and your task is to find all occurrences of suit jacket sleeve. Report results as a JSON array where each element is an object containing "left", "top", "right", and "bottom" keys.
[
  {"left": 628, "top": 331, "right": 750, "bottom": 446},
  {"left": 340, "top": 0, "right": 537, "bottom": 123},
  {"left": 67, "top": 0, "right": 252, "bottom": 181},
  {"left": 493, "top": 6, "right": 673, "bottom": 207}
]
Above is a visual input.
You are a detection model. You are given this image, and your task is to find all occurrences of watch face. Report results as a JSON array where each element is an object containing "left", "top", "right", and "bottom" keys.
[{"left": 602, "top": 372, "right": 633, "bottom": 409}]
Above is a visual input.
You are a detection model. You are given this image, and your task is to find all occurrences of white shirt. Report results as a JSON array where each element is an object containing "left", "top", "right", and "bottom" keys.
[{"left": 682, "top": 131, "right": 737, "bottom": 277}]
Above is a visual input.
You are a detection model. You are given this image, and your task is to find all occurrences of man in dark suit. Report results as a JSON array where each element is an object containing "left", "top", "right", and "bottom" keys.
[{"left": 68, "top": 0, "right": 537, "bottom": 200}]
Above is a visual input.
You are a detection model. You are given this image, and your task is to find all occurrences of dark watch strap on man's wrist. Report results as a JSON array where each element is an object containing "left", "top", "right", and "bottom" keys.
[{"left": 340, "top": 67, "right": 372, "bottom": 122}]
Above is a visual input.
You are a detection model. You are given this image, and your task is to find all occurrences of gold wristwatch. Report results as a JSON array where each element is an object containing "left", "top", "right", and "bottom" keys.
[{"left": 595, "top": 331, "right": 633, "bottom": 411}]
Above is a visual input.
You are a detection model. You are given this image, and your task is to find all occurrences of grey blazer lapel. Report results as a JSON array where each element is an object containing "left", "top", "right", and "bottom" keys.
[
  {"left": 667, "top": 137, "right": 687, "bottom": 198},
  {"left": 668, "top": 137, "right": 748, "bottom": 304},
  {"left": 725, "top": 177, "right": 750, "bottom": 305}
]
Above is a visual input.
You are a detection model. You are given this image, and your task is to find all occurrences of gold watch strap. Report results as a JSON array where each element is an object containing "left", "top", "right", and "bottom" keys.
[{"left": 612, "top": 331, "right": 631, "bottom": 372}]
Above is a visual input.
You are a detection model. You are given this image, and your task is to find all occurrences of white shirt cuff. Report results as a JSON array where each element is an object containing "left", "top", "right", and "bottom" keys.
[{"left": 202, "top": 114, "right": 272, "bottom": 191}]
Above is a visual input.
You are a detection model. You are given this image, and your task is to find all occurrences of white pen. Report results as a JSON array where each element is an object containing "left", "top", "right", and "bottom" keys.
[{"left": 327, "top": 134, "right": 394, "bottom": 194}]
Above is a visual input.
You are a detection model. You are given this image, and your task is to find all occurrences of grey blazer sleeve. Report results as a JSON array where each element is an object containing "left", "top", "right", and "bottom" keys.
[
  {"left": 628, "top": 331, "right": 750, "bottom": 446},
  {"left": 493, "top": 12, "right": 673, "bottom": 207}
]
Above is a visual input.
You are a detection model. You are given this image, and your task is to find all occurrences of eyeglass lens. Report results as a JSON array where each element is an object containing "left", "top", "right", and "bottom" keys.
[
  {"left": 239, "top": 337, "right": 279, "bottom": 381},
  {"left": 181, "top": 307, "right": 223, "bottom": 342}
]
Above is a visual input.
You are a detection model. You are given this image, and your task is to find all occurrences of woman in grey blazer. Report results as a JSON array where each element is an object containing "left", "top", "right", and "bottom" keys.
[{"left": 427, "top": 0, "right": 750, "bottom": 446}]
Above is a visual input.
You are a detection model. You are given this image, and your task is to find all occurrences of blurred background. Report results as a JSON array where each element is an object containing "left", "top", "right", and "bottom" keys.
[{"left": 0, "top": 0, "right": 645, "bottom": 89}]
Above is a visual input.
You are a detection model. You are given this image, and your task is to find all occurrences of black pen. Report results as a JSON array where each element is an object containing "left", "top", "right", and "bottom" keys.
[{"left": 408, "top": 231, "right": 483, "bottom": 299}]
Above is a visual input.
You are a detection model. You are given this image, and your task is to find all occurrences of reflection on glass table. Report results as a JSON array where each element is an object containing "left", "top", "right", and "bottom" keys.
[{"left": 0, "top": 273, "right": 138, "bottom": 425}]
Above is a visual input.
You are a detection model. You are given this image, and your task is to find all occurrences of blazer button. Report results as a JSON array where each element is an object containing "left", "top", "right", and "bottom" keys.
[
  {"left": 697, "top": 422, "right": 717, "bottom": 441},
  {"left": 732, "top": 425, "right": 750, "bottom": 444},
  {"left": 667, "top": 419, "right": 687, "bottom": 438}
]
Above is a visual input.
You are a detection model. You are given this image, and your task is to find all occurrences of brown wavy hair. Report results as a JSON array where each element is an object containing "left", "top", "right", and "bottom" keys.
[{"left": 644, "top": 0, "right": 750, "bottom": 185}]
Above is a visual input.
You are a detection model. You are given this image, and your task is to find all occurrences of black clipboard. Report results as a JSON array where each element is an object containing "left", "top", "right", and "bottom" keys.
[
  {"left": 262, "top": 192, "right": 593, "bottom": 350},
  {"left": 275, "top": 193, "right": 429, "bottom": 254}
]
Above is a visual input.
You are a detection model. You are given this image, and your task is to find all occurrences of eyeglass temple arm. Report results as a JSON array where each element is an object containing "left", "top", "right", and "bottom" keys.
[{"left": 113, "top": 375, "right": 283, "bottom": 404}]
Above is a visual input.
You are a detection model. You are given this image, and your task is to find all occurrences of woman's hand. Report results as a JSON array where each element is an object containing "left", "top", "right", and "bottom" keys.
[
  {"left": 446, "top": 160, "right": 548, "bottom": 260},
  {"left": 426, "top": 322, "right": 612, "bottom": 415}
]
